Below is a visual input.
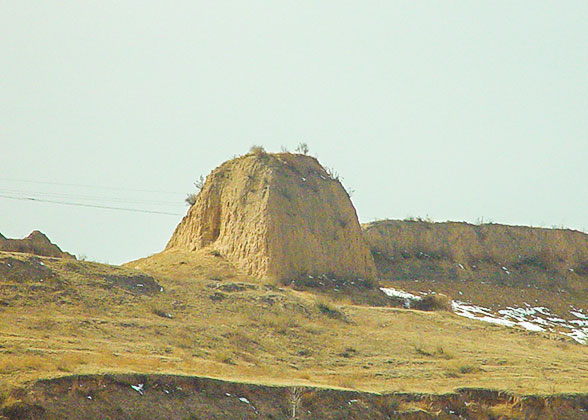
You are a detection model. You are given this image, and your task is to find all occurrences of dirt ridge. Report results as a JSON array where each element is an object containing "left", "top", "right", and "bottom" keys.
[
  {"left": 0, "top": 231, "right": 75, "bottom": 260},
  {"left": 4, "top": 374, "right": 588, "bottom": 420},
  {"left": 363, "top": 219, "right": 588, "bottom": 270}
]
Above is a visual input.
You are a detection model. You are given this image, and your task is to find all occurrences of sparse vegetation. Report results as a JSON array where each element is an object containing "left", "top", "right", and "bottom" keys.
[
  {"left": 324, "top": 166, "right": 340, "bottom": 181},
  {"left": 249, "top": 145, "right": 266, "bottom": 155},
  {"left": 295, "top": 142, "right": 309, "bottom": 155},
  {"left": 412, "top": 293, "right": 452, "bottom": 311},
  {"left": 185, "top": 193, "right": 198, "bottom": 206},
  {"left": 316, "top": 300, "right": 345, "bottom": 320},
  {"left": 185, "top": 175, "right": 205, "bottom": 205}
]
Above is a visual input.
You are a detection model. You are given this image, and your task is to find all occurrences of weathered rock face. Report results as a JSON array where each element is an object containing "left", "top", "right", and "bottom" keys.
[
  {"left": 0, "top": 230, "right": 75, "bottom": 259},
  {"left": 166, "top": 152, "right": 377, "bottom": 283}
]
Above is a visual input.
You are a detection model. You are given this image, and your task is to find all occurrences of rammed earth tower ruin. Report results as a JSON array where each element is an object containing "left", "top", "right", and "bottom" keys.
[{"left": 166, "top": 152, "right": 377, "bottom": 283}]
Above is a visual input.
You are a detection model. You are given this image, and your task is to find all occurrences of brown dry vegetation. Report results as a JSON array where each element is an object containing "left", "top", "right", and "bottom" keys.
[{"left": 1, "top": 251, "right": 588, "bottom": 401}]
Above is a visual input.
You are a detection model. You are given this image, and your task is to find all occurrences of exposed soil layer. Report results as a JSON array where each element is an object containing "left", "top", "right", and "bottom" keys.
[
  {"left": 0, "top": 231, "right": 75, "bottom": 259},
  {"left": 3, "top": 374, "right": 588, "bottom": 420},
  {"left": 364, "top": 219, "right": 588, "bottom": 274}
]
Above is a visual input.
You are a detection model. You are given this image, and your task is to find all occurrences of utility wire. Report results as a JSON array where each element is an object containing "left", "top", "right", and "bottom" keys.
[
  {"left": 0, "top": 177, "right": 185, "bottom": 195},
  {"left": 0, "top": 193, "right": 183, "bottom": 216},
  {"left": 0, "top": 188, "right": 182, "bottom": 206}
]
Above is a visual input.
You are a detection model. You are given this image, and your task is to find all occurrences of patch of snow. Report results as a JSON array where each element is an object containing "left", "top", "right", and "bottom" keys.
[
  {"left": 131, "top": 384, "right": 144, "bottom": 395},
  {"left": 517, "top": 321, "right": 544, "bottom": 332},
  {"left": 571, "top": 311, "right": 588, "bottom": 320},
  {"left": 239, "top": 397, "right": 250, "bottom": 404},
  {"left": 547, "top": 317, "right": 567, "bottom": 323},
  {"left": 564, "top": 330, "right": 588, "bottom": 344},
  {"left": 380, "top": 287, "right": 422, "bottom": 301},
  {"left": 435, "top": 293, "right": 588, "bottom": 343}
]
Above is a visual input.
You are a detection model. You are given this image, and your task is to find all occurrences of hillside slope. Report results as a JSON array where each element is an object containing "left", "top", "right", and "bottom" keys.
[
  {"left": 2, "top": 251, "right": 588, "bottom": 395},
  {"left": 2, "top": 244, "right": 588, "bottom": 418}
]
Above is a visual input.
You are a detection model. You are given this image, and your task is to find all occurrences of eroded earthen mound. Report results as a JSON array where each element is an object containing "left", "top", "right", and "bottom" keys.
[
  {"left": 0, "top": 230, "right": 75, "bottom": 259},
  {"left": 166, "top": 152, "right": 377, "bottom": 283}
]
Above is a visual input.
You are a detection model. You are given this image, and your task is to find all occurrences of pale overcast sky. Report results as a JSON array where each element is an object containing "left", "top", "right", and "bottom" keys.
[{"left": 2, "top": 2, "right": 587, "bottom": 264}]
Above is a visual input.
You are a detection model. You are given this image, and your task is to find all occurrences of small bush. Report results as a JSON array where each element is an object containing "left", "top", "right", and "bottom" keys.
[
  {"left": 316, "top": 301, "right": 345, "bottom": 320},
  {"left": 414, "top": 343, "right": 453, "bottom": 359},
  {"left": 412, "top": 294, "right": 452, "bottom": 311},
  {"left": 214, "top": 350, "right": 235, "bottom": 365},
  {"left": 339, "top": 347, "right": 357, "bottom": 358},
  {"left": 324, "top": 166, "right": 340, "bottom": 181},
  {"left": 194, "top": 175, "right": 205, "bottom": 190},
  {"left": 249, "top": 145, "right": 266, "bottom": 155},
  {"left": 295, "top": 142, "right": 309, "bottom": 155},
  {"left": 574, "top": 260, "right": 588, "bottom": 276},
  {"left": 444, "top": 360, "right": 480, "bottom": 377},
  {"left": 185, "top": 193, "right": 198, "bottom": 206},
  {"left": 152, "top": 308, "right": 173, "bottom": 319},
  {"left": 185, "top": 175, "right": 205, "bottom": 205}
]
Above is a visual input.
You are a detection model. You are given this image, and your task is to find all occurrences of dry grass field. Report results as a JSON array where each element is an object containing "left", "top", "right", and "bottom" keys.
[{"left": 1, "top": 248, "right": 588, "bottom": 407}]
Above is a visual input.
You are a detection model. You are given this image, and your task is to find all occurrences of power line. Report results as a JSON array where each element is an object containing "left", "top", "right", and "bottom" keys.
[
  {"left": 0, "top": 193, "right": 183, "bottom": 216},
  {"left": 0, "top": 177, "right": 185, "bottom": 195},
  {"left": 0, "top": 187, "right": 182, "bottom": 207}
]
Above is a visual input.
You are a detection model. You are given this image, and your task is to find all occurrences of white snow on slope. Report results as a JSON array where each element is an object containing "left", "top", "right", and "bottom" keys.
[
  {"left": 380, "top": 287, "right": 422, "bottom": 301},
  {"left": 381, "top": 287, "right": 588, "bottom": 344}
]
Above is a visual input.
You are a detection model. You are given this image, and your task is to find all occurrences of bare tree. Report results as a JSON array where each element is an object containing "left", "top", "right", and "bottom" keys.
[{"left": 289, "top": 387, "right": 302, "bottom": 419}]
